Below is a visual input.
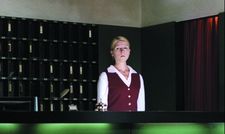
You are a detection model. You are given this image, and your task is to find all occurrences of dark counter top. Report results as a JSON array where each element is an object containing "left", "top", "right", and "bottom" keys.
[{"left": 0, "top": 111, "right": 224, "bottom": 123}]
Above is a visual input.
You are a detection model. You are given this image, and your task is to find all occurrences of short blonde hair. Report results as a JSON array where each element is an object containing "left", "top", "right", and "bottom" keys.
[{"left": 111, "top": 36, "right": 130, "bottom": 50}]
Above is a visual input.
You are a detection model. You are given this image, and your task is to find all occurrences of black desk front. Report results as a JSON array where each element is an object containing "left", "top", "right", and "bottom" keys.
[{"left": 0, "top": 112, "right": 224, "bottom": 134}]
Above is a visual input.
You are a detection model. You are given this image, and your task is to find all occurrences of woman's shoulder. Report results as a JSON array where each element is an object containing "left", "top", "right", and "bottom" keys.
[
  {"left": 128, "top": 66, "right": 138, "bottom": 74},
  {"left": 99, "top": 71, "right": 107, "bottom": 77},
  {"left": 128, "top": 66, "right": 144, "bottom": 77}
]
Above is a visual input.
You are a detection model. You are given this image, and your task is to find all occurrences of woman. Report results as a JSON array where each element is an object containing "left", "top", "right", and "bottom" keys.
[{"left": 97, "top": 36, "right": 145, "bottom": 112}]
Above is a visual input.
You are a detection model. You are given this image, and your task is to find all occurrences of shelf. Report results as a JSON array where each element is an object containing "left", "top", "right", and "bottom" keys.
[{"left": 0, "top": 16, "right": 98, "bottom": 111}]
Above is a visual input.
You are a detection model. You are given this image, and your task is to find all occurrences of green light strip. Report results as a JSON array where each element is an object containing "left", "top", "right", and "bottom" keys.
[
  {"left": 0, "top": 123, "right": 224, "bottom": 134},
  {"left": 34, "top": 123, "right": 112, "bottom": 134},
  {"left": 0, "top": 123, "right": 20, "bottom": 134},
  {"left": 135, "top": 123, "right": 225, "bottom": 134},
  {"left": 209, "top": 123, "right": 225, "bottom": 134}
]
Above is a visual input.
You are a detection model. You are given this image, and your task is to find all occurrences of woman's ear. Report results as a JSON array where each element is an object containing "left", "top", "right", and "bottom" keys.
[{"left": 110, "top": 50, "right": 113, "bottom": 57}]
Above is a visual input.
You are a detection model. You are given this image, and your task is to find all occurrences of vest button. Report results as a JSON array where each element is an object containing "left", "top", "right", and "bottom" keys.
[
  {"left": 128, "top": 88, "right": 130, "bottom": 90},
  {"left": 128, "top": 102, "right": 131, "bottom": 106},
  {"left": 128, "top": 95, "right": 131, "bottom": 98}
]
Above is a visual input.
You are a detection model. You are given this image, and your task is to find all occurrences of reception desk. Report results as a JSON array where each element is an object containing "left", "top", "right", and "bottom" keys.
[
  {"left": 0, "top": 112, "right": 224, "bottom": 134},
  {"left": 0, "top": 111, "right": 224, "bottom": 123}
]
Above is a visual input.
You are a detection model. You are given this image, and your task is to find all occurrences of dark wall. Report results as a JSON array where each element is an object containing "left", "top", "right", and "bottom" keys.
[
  {"left": 219, "top": 12, "right": 224, "bottom": 112},
  {"left": 141, "top": 22, "right": 177, "bottom": 111},
  {"left": 98, "top": 25, "right": 141, "bottom": 73}
]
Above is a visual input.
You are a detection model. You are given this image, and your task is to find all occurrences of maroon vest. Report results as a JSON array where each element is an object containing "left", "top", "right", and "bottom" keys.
[{"left": 106, "top": 71, "right": 140, "bottom": 111}]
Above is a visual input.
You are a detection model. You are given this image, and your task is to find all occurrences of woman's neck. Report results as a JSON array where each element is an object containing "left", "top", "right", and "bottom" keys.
[
  {"left": 114, "top": 63, "right": 129, "bottom": 72},
  {"left": 114, "top": 63, "right": 129, "bottom": 79},
  {"left": 114, "top": 63, "right": 128, "bottom": 72}
]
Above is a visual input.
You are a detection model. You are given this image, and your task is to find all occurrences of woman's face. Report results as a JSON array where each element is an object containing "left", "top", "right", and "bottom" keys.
[{"left": 111, "top": 40, "right": 130, "bottom": 63}]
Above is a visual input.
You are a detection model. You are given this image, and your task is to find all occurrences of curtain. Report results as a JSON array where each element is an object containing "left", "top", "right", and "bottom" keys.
[{"left": 183, "top": 16, "right": 219, "bottom": 111}]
